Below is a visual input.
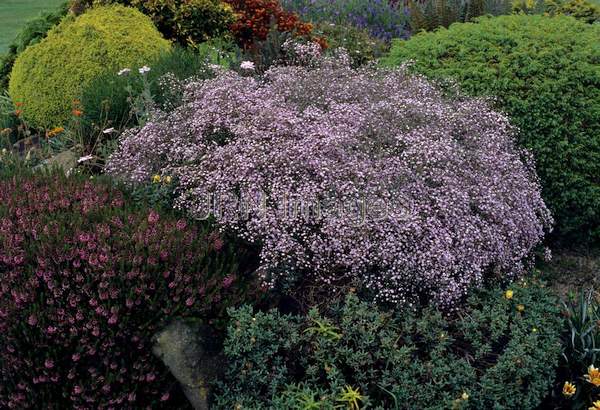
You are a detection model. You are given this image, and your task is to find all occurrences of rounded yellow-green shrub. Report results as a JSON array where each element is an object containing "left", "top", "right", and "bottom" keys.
[{"left": 9, "top": 5, "right": 171, "bottom": 128}]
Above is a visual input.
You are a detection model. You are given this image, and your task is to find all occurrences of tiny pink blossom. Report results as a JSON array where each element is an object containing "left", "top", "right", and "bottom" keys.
[{"left": 148, "top": 210, "right": 160, "bottom": 224}]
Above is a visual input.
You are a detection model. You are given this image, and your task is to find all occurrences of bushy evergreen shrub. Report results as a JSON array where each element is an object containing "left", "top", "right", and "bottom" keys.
[
  {"left": 0, "top": 168, "right": 260, "bottom": 408},
  {"left": 107, "top": 55, "right": 550, "bottom": 309},
  {"left": 75, "top": 0, "right": 236, "bottom": 46},
  {"left": 8, "top": 5, "right": 171, "bottom": 128},
  {"left": 546, "top": 0, "right": 600, "bottom": 23},
  {"left": 214, "top": 279, "right": 563, "bottom": 409},
  {"left": 80, "top": 46, "right": 228, "bottom": 132},
  {"left": 384, "top": 15, "right": 600, "bottom": 246}
]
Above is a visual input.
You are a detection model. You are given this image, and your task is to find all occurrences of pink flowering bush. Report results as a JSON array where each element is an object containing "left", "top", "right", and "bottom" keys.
[
  {"left": 107, "top": 57, "right": 552, "bottom": 309},
  {"left": 0, "top": 169, "right": 260, "bottom": 409}
]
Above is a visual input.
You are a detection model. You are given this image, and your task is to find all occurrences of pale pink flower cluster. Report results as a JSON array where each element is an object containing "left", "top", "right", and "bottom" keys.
[{"left": 107, "top": 59, "right": 552, "bottom": 308}]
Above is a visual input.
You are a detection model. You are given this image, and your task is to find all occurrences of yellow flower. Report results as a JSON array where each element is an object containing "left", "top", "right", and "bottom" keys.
[
  {"left": 585, "top": 365, "right": 600, "bottom": 387},
  {"left": 589, "top": 400, "right": 600, "bottom": 410},
  {"left": 46, "top": 126, "right": 65, "bottom": 138},
  {"left": 461, "top": 392, "right": 469, "bottom": 400},
  {"left": 562, "top": 381, "right": 576, "bottom": 397},
  {"left": 163, "top": 175, "right": 172, "bottom": 184},
  {"left": 505, "top": 289, "right": 514, "bottom": 299},
  {"left": 516, "top": 304, "right": 525, "bottom": 312},
  {"left": 152, "top": 174, "right": 161, "bottom": 184}
]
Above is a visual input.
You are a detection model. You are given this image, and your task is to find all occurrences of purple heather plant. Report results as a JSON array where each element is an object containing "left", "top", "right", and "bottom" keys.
[
  {"left": 0, "top": 170, "right": 259, "bottom": 409},
  {"left": 107, "top": 55, "right": 552, "bottom": 309}
]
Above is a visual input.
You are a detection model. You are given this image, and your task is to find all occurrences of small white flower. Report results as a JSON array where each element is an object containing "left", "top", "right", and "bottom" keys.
[
  {"left": 102, "top": 127, "right": 115, "bottom": 134},
  {"left": 77, "top": 155, "right": 94, "bottom": 164},
  {"left": 117, "top": 68, "right": 131, "bottom": 76},
  {"left": 138, "top": 66, "right": 151, "bottom": 74},
  {"left": 240, "top": 61, "right": 255, "bottom": 71}
]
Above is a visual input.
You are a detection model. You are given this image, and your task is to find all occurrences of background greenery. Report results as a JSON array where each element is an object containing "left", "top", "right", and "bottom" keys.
[
  {"left": 383, "top": 14, "right": 600, "bottom": 248},
  {"left": 0, "top": 0, "right": 65, "bottom": 53}
]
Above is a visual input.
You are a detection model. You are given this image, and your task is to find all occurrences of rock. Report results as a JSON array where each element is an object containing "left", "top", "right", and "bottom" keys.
[
  {"left": 152, "top": 320, "right": 224, "bottom": 410},
  {"left": 35, "top": 149, "right": 78, "bottom": 175}
]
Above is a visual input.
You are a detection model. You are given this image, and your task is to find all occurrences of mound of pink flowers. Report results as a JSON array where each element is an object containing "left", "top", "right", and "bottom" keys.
[
  {"left": 0, "top": 171, "right": 256, "bottom": 409},
  {"left": 107, "top": 57, "right": 552, "bottom": 308}
]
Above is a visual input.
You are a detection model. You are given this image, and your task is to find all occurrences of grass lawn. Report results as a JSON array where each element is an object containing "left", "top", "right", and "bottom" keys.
[{"left": 0, "top": 0, "right": 65, "bottom": 53}]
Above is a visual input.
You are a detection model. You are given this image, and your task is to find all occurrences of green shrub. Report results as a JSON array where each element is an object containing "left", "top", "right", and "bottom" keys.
[
  {"left": 383, "top": 15, "right": 600, "bottom": 246},
  {"left": 546, "top": 0, "right": 600, "bottom": 23},
  {"left": 8, "top": 5, "right": 171, "bottom": 128},
  {"left": 74, "top": 0, "right": 236, "bottom": 46},
  {"left": 77, "top": 42, "right": 239, "bottom": 157},
  {"left": 0, "top": 2, "right": 70, "bottom": 91},
  {"left": 214, "top": 279, "right": 563, "bottom": 409},
  {"left": 81, "top": 47, "right": 214, "bottom": 130},
  {"left": 314, "top": 22, "right": 388, "bottom": 67}
]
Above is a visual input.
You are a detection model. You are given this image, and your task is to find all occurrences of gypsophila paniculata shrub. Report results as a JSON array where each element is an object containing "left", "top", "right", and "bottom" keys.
[
  {"left": 0, "top": 168, "right": 260, "bottom": 408},
  {"left": 107, "top": 54, "right": 551, "bottom": 309},
  {"left": 383, "top": 15, "right": 600, "bottom": 246},
  {"left": 213, "top": 279, "right": 563, "bottom": 409}
]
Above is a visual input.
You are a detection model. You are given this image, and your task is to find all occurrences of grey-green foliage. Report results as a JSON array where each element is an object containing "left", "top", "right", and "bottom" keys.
[{"left": 213, "top": 279, "right": 563, "bottom": 409}]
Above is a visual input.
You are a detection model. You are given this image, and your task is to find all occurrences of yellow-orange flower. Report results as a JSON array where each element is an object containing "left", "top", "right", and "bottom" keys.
[
  {"left": 46, "top": 127, "right": 65, "bottom": 138},
  {"left": 585, "top": 365, "right": 600, "bottom": 387},
  {"left": 516, "top": 304, "right": 525, "bottom": 312},
  {"left": 505, "top": 289, "right": 514, "bottom": 299},
  {"left": 72, "top": 109, "right": 83, "bottom": 117},
  {"left": 152, "top": 174, "right": 161, "bottom": 184},
  {"left": 589, "top": 400, "right": 600, "bottom": 410},
  {"left": 15, "top": 101, "right": 23, "bottom": 108},
  {"left": 15, "top": 109, "right": 23, "bottom": 117},
  {"left": 562, "top": 381, "right": 576, "bottom": 397},
  {"left": 163, "top": 175, "right": 172, "bottom": 184}
]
